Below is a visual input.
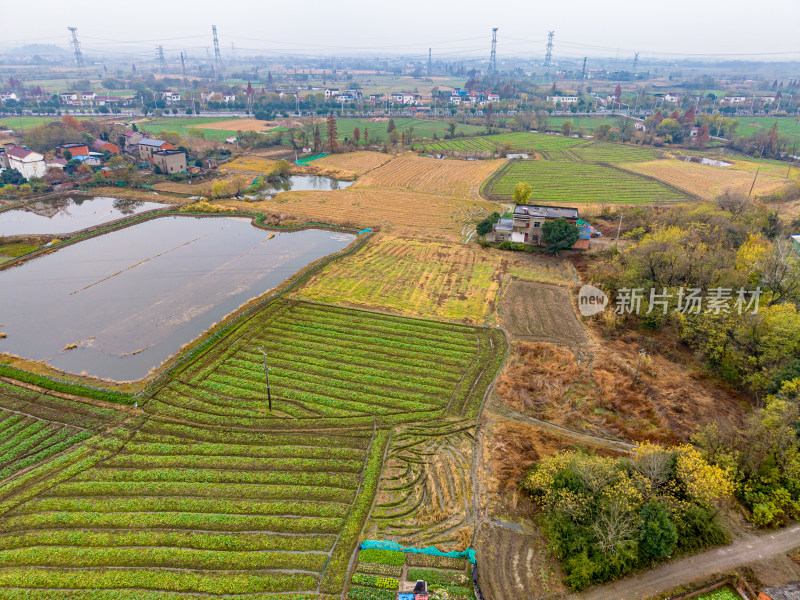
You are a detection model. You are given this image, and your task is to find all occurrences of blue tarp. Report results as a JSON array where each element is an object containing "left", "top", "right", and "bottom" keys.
[
  {"left": 357, "top": 228, "right": 372, "bottom": 234},
  {"left": 360, "top": 540, "right": 476, "bottom": 564}
]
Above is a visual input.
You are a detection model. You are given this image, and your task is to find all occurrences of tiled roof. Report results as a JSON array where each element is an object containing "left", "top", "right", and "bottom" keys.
[{"left": 5, "top": 146, "right": 37, "bottom": 160}]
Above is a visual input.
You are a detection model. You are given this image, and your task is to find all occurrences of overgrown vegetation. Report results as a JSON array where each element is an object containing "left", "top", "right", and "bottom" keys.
[{"left": 521, "top": 444, "right": 733, "bottom": 590}]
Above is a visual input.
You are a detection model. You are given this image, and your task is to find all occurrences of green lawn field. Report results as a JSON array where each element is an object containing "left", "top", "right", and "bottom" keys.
[{"left": 734, "top": 116, "right": 800, "bottom": 143}]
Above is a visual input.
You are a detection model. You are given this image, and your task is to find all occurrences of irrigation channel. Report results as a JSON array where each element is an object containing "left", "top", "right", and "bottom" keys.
[{"left": 0, "top": 215, "right": 355, "bottom": 380}]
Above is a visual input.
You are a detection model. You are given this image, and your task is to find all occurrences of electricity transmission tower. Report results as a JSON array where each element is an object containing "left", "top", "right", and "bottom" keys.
[
  {"left": 157, "top": 45, "right": 167, "bottom": 74},
  {"left": 579, "top": 56, "right": 587, "bottom": 93},
  {"left": 428, "top": 48, "right": 432, "bottom": 77},
  {"left": 211, "top": 25, "right": 225, "bottom": 81},
  {"left": 488, "top": 28, "right": 498, "bottom": 78},
  {"left": 180, "top": 52, "right": 187, "bottom": 80},
  {"left": 544, "top": 31, "right": 555, "bottom": 74},
  {"left": 632, "top": 52, "right": 639, "bottom": 75},
  {"left": 67, "top": 27, "right": 87, "bottom": 78}
]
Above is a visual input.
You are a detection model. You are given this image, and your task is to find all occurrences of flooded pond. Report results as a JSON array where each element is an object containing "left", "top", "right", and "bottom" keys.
[
  {"left": 0, "top": 216, "right": 354, "bottom": 381},
  {"left": 245, "top": 175, "right": 353, "bottom": 199},
  {"left": 0, "top": 196, "right": 167, "bottom": 236},
  {"left": 682, "top": 156, "right": 733, "bottom": 168}
]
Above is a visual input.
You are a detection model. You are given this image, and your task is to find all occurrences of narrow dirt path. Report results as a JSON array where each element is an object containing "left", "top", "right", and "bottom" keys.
[
  {"left": 486, "top": 402, "right": 634, "bottom": 453},
  {"left": 573, "top": 523, "right": 800, "bottom": 600}
]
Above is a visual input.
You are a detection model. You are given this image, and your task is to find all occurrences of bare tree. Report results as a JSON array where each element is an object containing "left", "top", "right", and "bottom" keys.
[
  {"left": 615, "top": 117, "right": 633, "bottom": 142},
  {"left": 590, "top": 497, "right": 639, "bottom": 554},
  {"left": 759, "top": 237, "right": 800, "bottom": 305}
]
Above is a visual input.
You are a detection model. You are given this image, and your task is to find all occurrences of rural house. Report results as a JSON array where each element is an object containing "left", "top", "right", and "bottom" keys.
[
  {"left": 138, "top": 138, "right": 174, "bottom": 160},
  {"left": 0, "top": 144, "right": 47, "bottom": 180},
  {"left": 91, "top": 139, "right": 120, "bottom": 155},
  {"left": 58, "top": 142, "right": 90, "bottom": 158},
  {"left": 152, "top": 149, "right": 187, "bottom": 174},
  {"left": 121, "top": 130, "right": 145, "bottom": 152},
  {"left": 758, "top": 582, "right": 800, "bottom": 600},
  {"left": 486, "top": 203, "right": 579, "bottom": 245}
]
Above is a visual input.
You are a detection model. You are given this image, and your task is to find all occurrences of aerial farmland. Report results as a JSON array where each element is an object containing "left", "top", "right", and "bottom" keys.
[{"left": 1, "top": 6, "right": 800, "bottom": 600}]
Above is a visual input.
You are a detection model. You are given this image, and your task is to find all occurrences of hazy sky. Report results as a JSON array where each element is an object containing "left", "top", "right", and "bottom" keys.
[{"left": 1, "top": 0, "right": 798, "bottom": 61}]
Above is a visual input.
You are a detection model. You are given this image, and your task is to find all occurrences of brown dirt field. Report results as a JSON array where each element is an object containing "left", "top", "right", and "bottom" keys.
[
  {"left": 355, "top": 153, "right": 505, "bottom": 199},
  {"left": 196, "top": 118, "right": 275, "bottom": 132},
  {"left": 501, "top": 280, "right": 587, "bottom": 346},
  {"left": 220, "top": 188, "right": 499, "bottom": 240},
  {"left": 310, "top": 151, "right": 393, "bottom": 176},
  {"left": 494, "top": 339, "right": 746, "bottom": 444},
  {"left": 621, "top": 159, "right": 791, "bottom": 200}
]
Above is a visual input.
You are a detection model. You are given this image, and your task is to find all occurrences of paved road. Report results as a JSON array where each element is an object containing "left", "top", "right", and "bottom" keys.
[{"left": 574, "top": 524, "right": 800, "bottom": 600}]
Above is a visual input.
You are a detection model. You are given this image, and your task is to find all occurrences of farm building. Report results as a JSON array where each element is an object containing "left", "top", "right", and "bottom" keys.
[
  {"left": 486, "top": 203, "right": 579, "bottom": 246},
  {"left": 0, "top": 144, "right": 46, "bottom": 180},
  {"left": 138, "top": 138, "right": 174, "bottom": 160},
  {"left": 758, "top": 582, "right": 800, "bottom": 600},
  {"left": 122, "top": 130, "right": 145, "bottom": 152},
  {"left": 152, "top": 149, "right": 187, "bottom": 174},
  {"left": 792, "top": 235, "right": 800, "bottom": 251}
]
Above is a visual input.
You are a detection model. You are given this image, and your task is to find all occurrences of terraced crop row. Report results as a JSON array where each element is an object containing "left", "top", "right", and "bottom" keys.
[
  {"left": 423, "top": 132, "right": 586, "bottom": 154},
  {"left": 0, "top": 407, "right": 93, "bottom": 481},
  {"left": 146, "top": 299, "right": 493, "bottom": 426},
  {"left": 0, "top": 415, "right": 381, "bottom": 596},
  {"left": 483, "top": 160, "right": 692, "bottom": 204}
]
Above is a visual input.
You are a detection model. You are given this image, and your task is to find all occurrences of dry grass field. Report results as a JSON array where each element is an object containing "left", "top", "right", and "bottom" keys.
[
  {"left": 310, "top": 151, "right": 394, "bottom": 176},
  {"left": 622, "top": 158, "right": 792, "bottom": 199},
  {"left": 495, "top": 339, "right": 745, "bottom": 444},
  {"left": 355, "top": 153, "right": 505, "bottom": 198},
  {"left": 293, "top": 234, "right": 574, "bottom": 323}
]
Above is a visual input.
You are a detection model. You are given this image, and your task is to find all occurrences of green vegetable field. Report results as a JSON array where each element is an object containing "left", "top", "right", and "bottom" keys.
[
  {"left": 0, "top": 299, "right": 505, "bottom": 597},
  {"left": 482, "top": 159, "right": 693, "bottom": 204}
]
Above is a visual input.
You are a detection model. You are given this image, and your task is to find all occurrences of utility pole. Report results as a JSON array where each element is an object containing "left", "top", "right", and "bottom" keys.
[
  {"left": 67, "top": 27, "right": 87, "bottom": 78},
  {"left": 428, "top": 48, "right": 432, "bottom": 78},
  {"left": 258, "top": 347, "right": 272, "bottom": 411},
  {"left": 633, "top": 349, "right": 646, "bottom": 384},
  {"left": 489, "top": 28, "right": 498, "bottom": 80},
  {"left": 544, "top": 31, "right": 554, "bottom": 76},
  {"left": 749, "top": 167, "right": 760, "bottom": 196},
  {"left": 212, "top": 25, "right": 225, "bottom": 81},
  {"left": 615, "top": 213, "right": 623, "bottom": 245},
  {"left": 157, "top": 45, "right": 167, "bottom": 75}
]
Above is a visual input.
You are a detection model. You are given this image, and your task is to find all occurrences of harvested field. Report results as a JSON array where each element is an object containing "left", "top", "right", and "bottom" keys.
[
  {"left": 356, "top": 153, "right": 505, "bottom": 199},
  {"left": 221, "top": 188, "right": 499, "bottom": 240},
  {"left": 294, "top": 234, "right": 574, "bottom": 323},
  {"left": 622, "top": 158, "right": 792, "bottom": 200},
  {"left": 500, "top": 280, "right": 587, "bottom": 346},
  {"left": 310, "top": 151, "right": 393, "bottom": 176},
  {"left": 222, "top": 156, "right": 277, "bottom": 173},
  {"left": 494, "top": 339, "right": 746, "bottom": 444},
  {"left": 365, "top": 421, "right": 477, "bottom": 552}
]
